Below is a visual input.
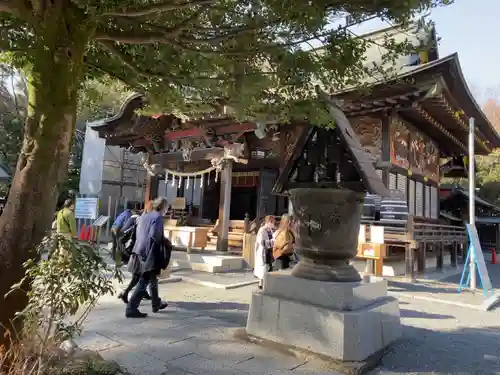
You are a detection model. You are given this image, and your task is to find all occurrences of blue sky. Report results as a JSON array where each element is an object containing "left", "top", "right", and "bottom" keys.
[{"left": 350, "top": 0, "right": 500, "bottom": 104}]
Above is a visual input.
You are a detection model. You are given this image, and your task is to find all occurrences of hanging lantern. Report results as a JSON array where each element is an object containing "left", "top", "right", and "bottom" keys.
[{"left": 186, "top": 176, "right": 190, "bottom": 189}]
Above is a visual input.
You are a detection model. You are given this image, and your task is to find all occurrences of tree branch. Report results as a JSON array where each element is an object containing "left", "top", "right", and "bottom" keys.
[
  {"left": 97, "top": 40, "right": 168, "bottom": 80},
  {"left": 101, "top": 0, "right": 215, "bottom": 17},
  {"left": 0, "top": 0, "right": 33, "bottom": 20},
  {"left": 96, "top": 4, "right": 214, "bottom": 44},
  {"left": 95, "top": 31, "right": 173, "bottom": 44},
  {"left": 0, "top": 0, "right": 17, "bottom": 14}
]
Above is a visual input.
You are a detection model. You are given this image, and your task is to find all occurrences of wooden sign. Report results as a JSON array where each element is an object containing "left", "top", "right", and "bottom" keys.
[{"left": 172, "top": 197, "right": 186, "bottom": 210}]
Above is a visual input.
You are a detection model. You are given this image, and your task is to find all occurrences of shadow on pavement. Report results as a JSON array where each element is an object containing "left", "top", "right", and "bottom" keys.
[
  {"left": 168, "top": 300, "right": 249, "bottom": 311},
  {"left": 442, "top": 263, "right": 500, "bottom": 289},
  {"left": 388, "top": 280, "right": 457, "bottom": 294},
  {"left": 399, "top": 309, "right": 454, "bottom": 320},
  {"left": 373, "top": 325, "right": 500, "bottom": 374}
]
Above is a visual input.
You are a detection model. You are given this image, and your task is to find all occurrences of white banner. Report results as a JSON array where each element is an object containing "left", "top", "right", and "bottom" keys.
[{"left": 79, "top": 122, "right": 106, "bottom": 195}]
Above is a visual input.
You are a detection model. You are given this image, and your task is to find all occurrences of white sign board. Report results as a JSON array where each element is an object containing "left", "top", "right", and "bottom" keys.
[
  {"left": 75, "top": 197, "right": 99, "bottom": 219},
  {"left": 466, "top": 224, "right": 493, "bottom": 292},
  {"left": 371, "top": 226, "right": 385, "bottom": 244}
]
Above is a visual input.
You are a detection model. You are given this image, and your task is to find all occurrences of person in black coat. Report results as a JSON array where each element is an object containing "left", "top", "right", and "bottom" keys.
[{"left": 126, "top": 198, "right": 170, "bottom": 318}]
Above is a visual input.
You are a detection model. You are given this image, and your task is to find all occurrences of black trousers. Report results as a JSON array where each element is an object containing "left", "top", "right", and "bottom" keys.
[
  {"left": 265, "top": 249, "right": 274, "bottom": 272},
  {"left": 123, "top": 273, "right": 151, "bottom": 298},
  {"left": 127, "top": 271, "right": 160, "bottom": 312},
  {"left": 111, "top": 230, "right": 120, "bottom": 263},
  {"left": 274, "top": 255, "right": 291, "bottom": 270}
]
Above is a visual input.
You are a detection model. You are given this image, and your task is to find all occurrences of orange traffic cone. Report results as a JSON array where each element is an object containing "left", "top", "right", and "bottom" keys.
[
  {"left": 492, "top": 248, "right": 497, "bottom": 265},
  {"left": 79, "top": 224, "right": 87, "bottom": 240},
  {"left": 85, "top": 226, "right": 92, "bottom": 242}
]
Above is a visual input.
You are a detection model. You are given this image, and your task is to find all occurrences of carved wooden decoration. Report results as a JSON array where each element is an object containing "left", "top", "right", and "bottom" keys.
[
  {"left": 280, "top": 124, "right": 309, "bottom": 168},
  {"left": 323, "top": 96, "right": 389, "bottom": 197},
  {"left": 351, "top": 116, "right": 382, "bottom": 163}
]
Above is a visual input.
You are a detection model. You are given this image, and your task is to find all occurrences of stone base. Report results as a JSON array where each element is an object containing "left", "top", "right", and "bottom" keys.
[
  {"left": 246, "top": 272, "right": 401, "bottom": 363},
  {"left": 170, "top": 251, "right": 244, "bottom": 273}
]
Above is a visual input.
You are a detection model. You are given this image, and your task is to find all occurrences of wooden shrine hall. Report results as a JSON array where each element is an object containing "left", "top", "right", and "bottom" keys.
[{"left": 93, "top": 24, "right": 500, "bottom": 278}]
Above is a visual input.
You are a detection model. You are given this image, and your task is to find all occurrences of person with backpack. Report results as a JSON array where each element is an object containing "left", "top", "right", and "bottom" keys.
[
  {"left": 125, "top": 198, "right": 171, "bottom": 318},
  {"left": 111, "top": 203, "right": 134, "bottom": 263},
  {"left": 117, "top": 209, "right": 152, "bottom": 303}
]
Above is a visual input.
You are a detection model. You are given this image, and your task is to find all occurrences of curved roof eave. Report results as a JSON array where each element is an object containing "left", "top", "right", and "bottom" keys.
[
  {"left": 447, "top": 54, "right": 500, "bottom": 149},
  {"left": 334, "top": 53, "right": 500, "bottom": 150}
]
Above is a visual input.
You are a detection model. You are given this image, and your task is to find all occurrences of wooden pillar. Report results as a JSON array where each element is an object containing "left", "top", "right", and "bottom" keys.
[
  {"left": 496, "top": 223, "right": 500, "bottom": 253},
  {"left": 436, "top": 242, "right": 444, "bottom": 270},
  {"left": 405, "top": 244, "right": 415, "bottom": 282},
  {"left": 217, "top": 160, "right": 233, "bottom": 252},
  {"left": 417, "top": 243, "right": 427, "bottom": 274},
  {"left": 144, "top": 175, "right": 159, "bottom": 210},
  {"left": 381, "top": 111, "right": 391, "bottom": 187},
  {"left": 450, "top": 242, "right": 458, "bottom": 268}
]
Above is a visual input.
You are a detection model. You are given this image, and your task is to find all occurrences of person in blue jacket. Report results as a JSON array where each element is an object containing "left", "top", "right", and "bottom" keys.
[
  {"left": 111, "top": 203, "right": 134, "bottom": 263},
  {"left": 126, "top": 198, "right": 170, "bottom": 318}
]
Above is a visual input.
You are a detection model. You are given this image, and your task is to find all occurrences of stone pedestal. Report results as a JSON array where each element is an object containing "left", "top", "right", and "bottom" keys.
[{"left": 246, "top": 272, "right": 401, "bottom": 363}]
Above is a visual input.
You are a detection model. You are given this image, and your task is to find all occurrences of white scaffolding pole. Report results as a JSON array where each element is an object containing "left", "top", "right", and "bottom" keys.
[{"left": 468, "top": 117, "right": 476, "bottom": 290}]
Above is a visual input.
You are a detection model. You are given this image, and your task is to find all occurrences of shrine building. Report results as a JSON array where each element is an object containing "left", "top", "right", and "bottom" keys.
[{"left": 88, "top": 23, "right": 500, "bottom": 277}]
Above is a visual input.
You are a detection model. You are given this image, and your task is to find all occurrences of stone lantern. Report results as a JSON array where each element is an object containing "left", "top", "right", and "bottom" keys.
[{"left": 245, "top": 92, "right": 401, "bottom": 369}]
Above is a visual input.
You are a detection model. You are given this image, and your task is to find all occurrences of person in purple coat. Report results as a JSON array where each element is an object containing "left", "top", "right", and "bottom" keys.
[{"left": 125, "top": 198, "right": 170, "bottom": 318}]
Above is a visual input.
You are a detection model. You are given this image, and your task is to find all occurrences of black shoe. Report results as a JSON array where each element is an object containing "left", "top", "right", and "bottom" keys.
[
  {"left": 152, "top": 301, "right": 168, "bottom": 313},
  {"left": 143, "top": 292, "right": 152, "bottom": 300},
  {"left": 118, "top": 292, "right": 128, "bottom": 304},
  {"left": 125, "top": 310, "right": 148, "bottom": 318}
]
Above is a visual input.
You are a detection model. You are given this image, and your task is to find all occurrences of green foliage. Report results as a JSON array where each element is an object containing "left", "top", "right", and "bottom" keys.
[
  {"left": 77, "top": 79, "right": 133, "bottom": 121},
  {"left": 7, "top": 234, "right": 123, "bottom": 348},
  {"left": 475, "top": 149, "right": 500, "bottom": 205},
  {"left": 1, "top": 0, "right": 453, "bottom": 126}
]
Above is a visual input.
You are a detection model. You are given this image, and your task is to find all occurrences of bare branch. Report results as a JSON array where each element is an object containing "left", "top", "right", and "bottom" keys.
[{"left": 101, "top": 0, "right": 215, "bottom": 17}]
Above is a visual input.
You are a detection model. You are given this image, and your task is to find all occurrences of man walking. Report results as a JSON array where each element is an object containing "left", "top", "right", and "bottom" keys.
[
  {"left": 111, "top": 203, "right": 134, "bottom": 263},
  {"left": 126, "top": 197, "right": 169, "bottom": 318}
]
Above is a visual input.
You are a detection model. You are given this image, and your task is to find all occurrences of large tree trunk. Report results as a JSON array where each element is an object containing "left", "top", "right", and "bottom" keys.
[{"left": 0, "top": 4, "right": 91, "bottom": 346}]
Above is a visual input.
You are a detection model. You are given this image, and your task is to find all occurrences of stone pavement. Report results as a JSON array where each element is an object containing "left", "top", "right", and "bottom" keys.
[{"left": 79, "top": 266, "right": 500, "bottom": 375}]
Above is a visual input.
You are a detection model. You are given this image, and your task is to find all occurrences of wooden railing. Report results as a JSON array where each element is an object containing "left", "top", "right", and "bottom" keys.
[{"left": 361, "top": 215, "right": 467, "bottom": 280}]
